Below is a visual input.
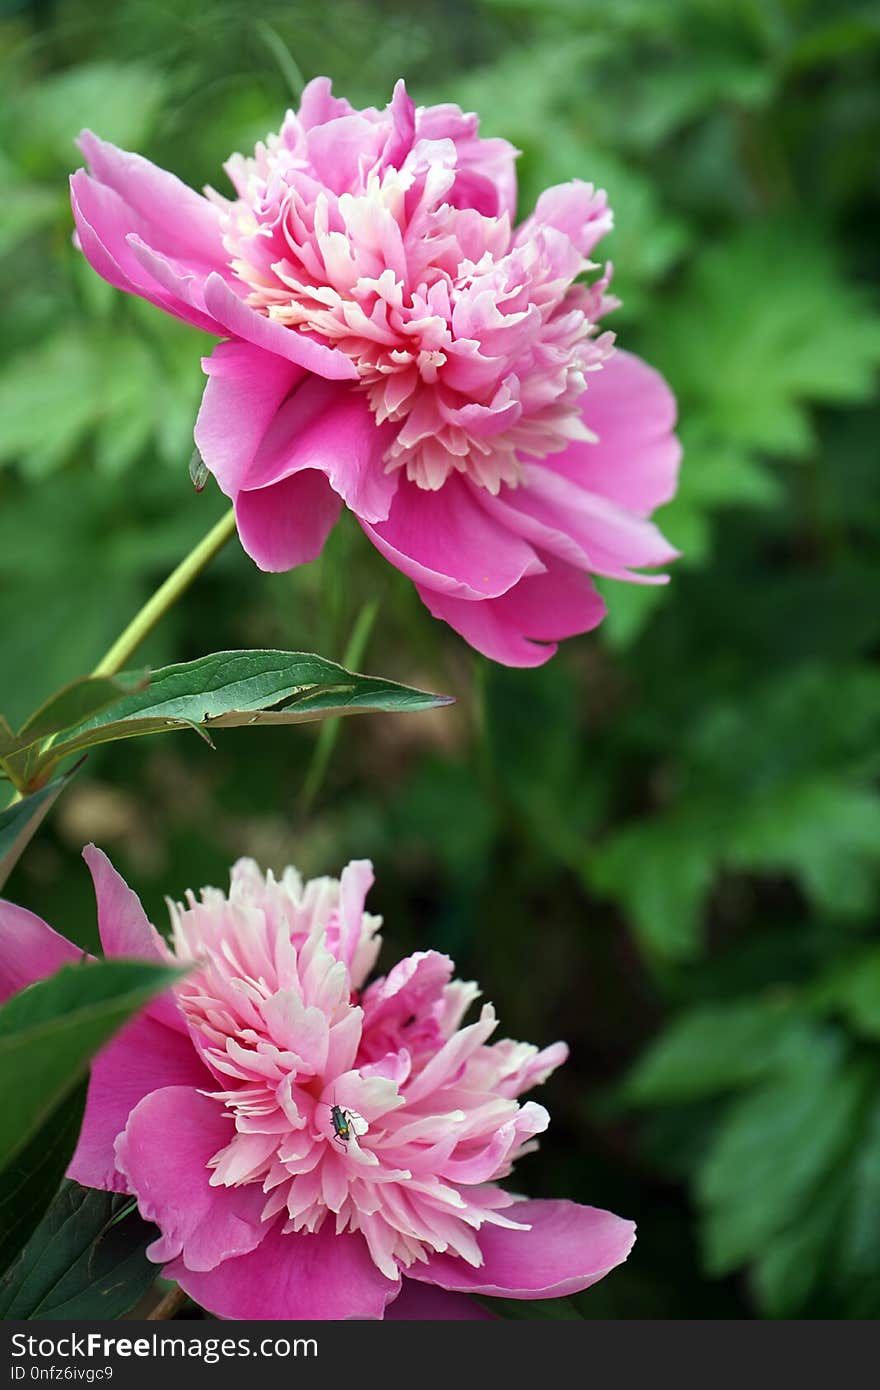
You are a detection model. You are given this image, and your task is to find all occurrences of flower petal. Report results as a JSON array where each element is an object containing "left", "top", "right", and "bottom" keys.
[
  {"left": 115, "top": 1086, "right": 268, "bottom": 1270},
  {"left": 195, "top": 340, "right": 303, "bottom": 499},
  {"left": 69, "top": 171, "right": 221, "bottom": 334},
  {"left": 82, "top": 844, "right": 166, "bottom": 963},
  {"left": 554, "top": 350, "right": 681, "bottom": 517},
  {"left": 417, "top": 556, "right": 607, "bottom": 667},
  {"left": 77, "top": 131, "right": 226, "bottom": 269},
  {"left": 411, "top": 1199, "right": 636, "bottom": 1299},
  {"left": 487, "top": 464, "right": 679, "bottom": 584},
  {"left": 517, "top": 180, "right": 612, "bottom": 258},
  {"left": 165, "top": 1222, "right": 400, "bottom": 1320},
  {"left": 363, "top": 475, "right": 544, "bottom": 601},
  {"left": 244, "top": 379, "right": 398, "bottom": 524},
  {"left": 202, "top": 274, "right": 358, "bottom": 381},
  {"left": 68, "top": 1021, "right": 213, "bottom": 1192},
  {"left": 82, "top": 844, "right": 184, "bottom": 1034},
  {"left": 235, "top": 470, "right": 342, "bottom": 572},
  {"left": 0, "top": 902, "right": 81, "bottom": 1004}
]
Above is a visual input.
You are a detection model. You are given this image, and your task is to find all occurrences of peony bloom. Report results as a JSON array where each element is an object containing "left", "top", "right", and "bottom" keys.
[
  {"left": 70, "top": 78, "right": 680, "bottom": 667},
  {"left": 0, "top": 847, "right": 634, "bottom": 1320}
]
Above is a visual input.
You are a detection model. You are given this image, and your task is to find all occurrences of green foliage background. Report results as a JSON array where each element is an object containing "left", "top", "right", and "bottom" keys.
[{"left": 2, "top": 0, "right": 879, "bottom": 1317}]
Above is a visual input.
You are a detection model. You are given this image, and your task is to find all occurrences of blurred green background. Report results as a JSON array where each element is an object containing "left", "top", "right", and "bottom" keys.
[{"left": 2, "top": 0, "right": 880, "bottom": 1318}]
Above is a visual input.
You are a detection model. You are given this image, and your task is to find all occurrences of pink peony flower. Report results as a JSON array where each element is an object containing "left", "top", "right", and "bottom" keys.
[
  {"left": 70, "top": 78, "right": 681, "bottom": 667},
  {"left": 0, "top": 847, "right": 634, "bottom": 1320}
]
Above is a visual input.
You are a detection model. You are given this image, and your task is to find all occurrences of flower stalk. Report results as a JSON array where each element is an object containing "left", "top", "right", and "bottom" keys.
[{"left": 92, "top": 507, "right": 236, "bottom": 678}]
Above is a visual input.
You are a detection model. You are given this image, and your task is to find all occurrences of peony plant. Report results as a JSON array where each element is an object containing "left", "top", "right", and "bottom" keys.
[
  {"left": 71, "top": 77, "right": 680, "bottom": 667},
  {"left": 0, "top": 72, "right": 679, "bottom": 1324},
  {"left": 0, "top": 848, "right": 635, "bottom": 1320}
]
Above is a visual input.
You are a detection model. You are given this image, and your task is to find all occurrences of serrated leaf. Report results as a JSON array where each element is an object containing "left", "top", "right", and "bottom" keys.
[
  {"left": 0, "top": 1081, "right": 87, "bottom": 1276},
  {"left": 0, "top": 959, "right": 183, "bottom": 1172},
  {"left": 13, "top": 650, "right": 452, "bottom": 786},
  {"left": 0, "top": 1181, "right": 158, "bottom": 1320},
  {"left": 728, "top": 777, "right": 880, "bottom": 919},
  {"left": 643, "top": 225, "right": 880, "bottom": 459},
  {"left": 624, "top": 1002, "right": 814, "bottom": 1105},
  {"left": 696, "top": 1036, "right": 867, "bottom": 1275},
  {"left": 750, "top": 1165, "right": 849, "bottom": 1317}
]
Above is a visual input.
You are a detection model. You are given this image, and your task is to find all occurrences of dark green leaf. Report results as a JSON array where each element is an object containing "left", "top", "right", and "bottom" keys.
[
  {"left": 0, "top": 1180, "right": 158, "bottom": 1320},
  {"left": 15, "top": 671, "right": 148, "bottom": 745},
  {"left": 17, "top": 650, "right": 452, "bottom": 783},
  {"left": 0, "top": 766, "right": 81, "bottom": 892},
  {"left": 624, "top": 1002, "right": 814, "bottom": 1105},
  {"left": 0, "top": 1080, "right": 87, "bottom": 1276},
  {"left": 0, "top": 959, "right": 183, "bottom": 1172},
  {"left": 696, "top": 1037, "right": 868, "bottom": 1275}
]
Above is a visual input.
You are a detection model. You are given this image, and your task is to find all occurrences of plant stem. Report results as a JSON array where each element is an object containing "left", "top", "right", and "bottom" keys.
[
  {"left": 147, "top": 1285, "right": 188, "bottom": 1321},
  {"left": 299, "top": 597, "right": 379, "bottom": 811},
  {"left": 92, "top": 508, "right": 236, "bottom": 678}
]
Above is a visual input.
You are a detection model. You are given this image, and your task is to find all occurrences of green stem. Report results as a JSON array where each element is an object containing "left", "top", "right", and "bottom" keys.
[
  {"left": 92, "top": 507, "right": 236, "bottom": 677},
  {"left": 299, "top": 597, "right": 379, "bottom": 812}
]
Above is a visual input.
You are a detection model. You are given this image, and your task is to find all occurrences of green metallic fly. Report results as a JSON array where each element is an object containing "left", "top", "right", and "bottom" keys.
[{"left": 329, "top": 1103, "right": 368, "bottom": 1149}]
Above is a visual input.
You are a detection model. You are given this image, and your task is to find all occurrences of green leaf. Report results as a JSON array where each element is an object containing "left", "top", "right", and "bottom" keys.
[
  {"left": 812, "top": 949, "right": 880, "bottom": 1040},
  {"left": 588, "top": 810, "right": 719, "bottom": 959},
  {"left": 0, "top": 959, "right": 183, "bottom": 1173},
  {"left": 0, "top": 1081, "right": 87, "bottom": 1277},
  {"left": 643, "top": 225, "right": 880, "bottom": 459},
  {"left": 0, "top": 767, "right": 80, "bottom": 892},
  {"left": 728, "top": 777, "right": 880, "bottom": 920},
  {"left": 838, "top": 1098, "right": 880, "bottom": 1284},
  {"left": 13, "top": 650, "right": 452, "bottom": 786},
  {"left": 696, "top": 1036, "right": 867, "bottom": 1275},
  {"left": 750, "top": 1165, "right": 850, "bottom": 1317},
  {"left": 0, "top": 1181, "right": 158, "bottom": 1320},
  {"left": 15, "top": 671, "right": 148, "bottom": 745},
  {"left": 624, "top": 1002, "right": 814, "bottom": 1105},
  {"left": 16, "top": 62, "right": 166, "bottom": 175}
]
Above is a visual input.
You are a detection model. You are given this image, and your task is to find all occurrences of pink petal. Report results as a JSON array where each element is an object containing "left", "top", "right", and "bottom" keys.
[
  {"left": 68, "top": 1018, "right": 213, "bottom": 1192},
  {"left": 298, "top": 76, "right": 356, "bottom": 131},
  {"left": 69, "top": 171, "right": 221, "bottom": 335},
  {"left": 194, "top": 340, "right": 303, "bottom": 498},
  {"left": 411, "top": 1199, "right": 636, "bottom": 1299},
  {"left": 82, "top": 844, "right": 166, "bottom": 963},
  {"left": 165, "top": 1222, "right": 400, "bottom": 1320},
  {"left": 337, "top": 859, "right": 375, "bottom": 971},
  {"left": 202, "top": 274, "right": 358, "bottom": 381},
  {"left": 363, "top": 950, "right": 453, "bottom": 1032},
  {"left": 77, "top": 131, "right": 226, "bottom": 269},
  {"left": 235, "top": 470, "right": 341, "bottom": 572},
  {"left": 82, "top": 844, "right": 184, "bottom": 1034},
  {"left": 244, "top": 379, "right": 398, "bottom": 524},
  {"left": 0, "top": 902, "right": 81, "bottom": 1004},
  {"left": 518, "top": 181, "right": 613, "bottom": 258},
  {"left": 417, "top": 556, "right": 607, "bottom": 667},
  {"left": 115, "top": 1087, "right": 267, "bottom": 1270},
  {"left": 554, "top": 350, "right": 681, "bottom": 517},
  {"left": 362, "top": 474, "right": 544, "bottom": 600},
  {"left": 386, "top": 1281, "right": 495, "bottom": 1320},
  {"left": 487, "top": 464, "right": 679, "bottom": 584}
]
